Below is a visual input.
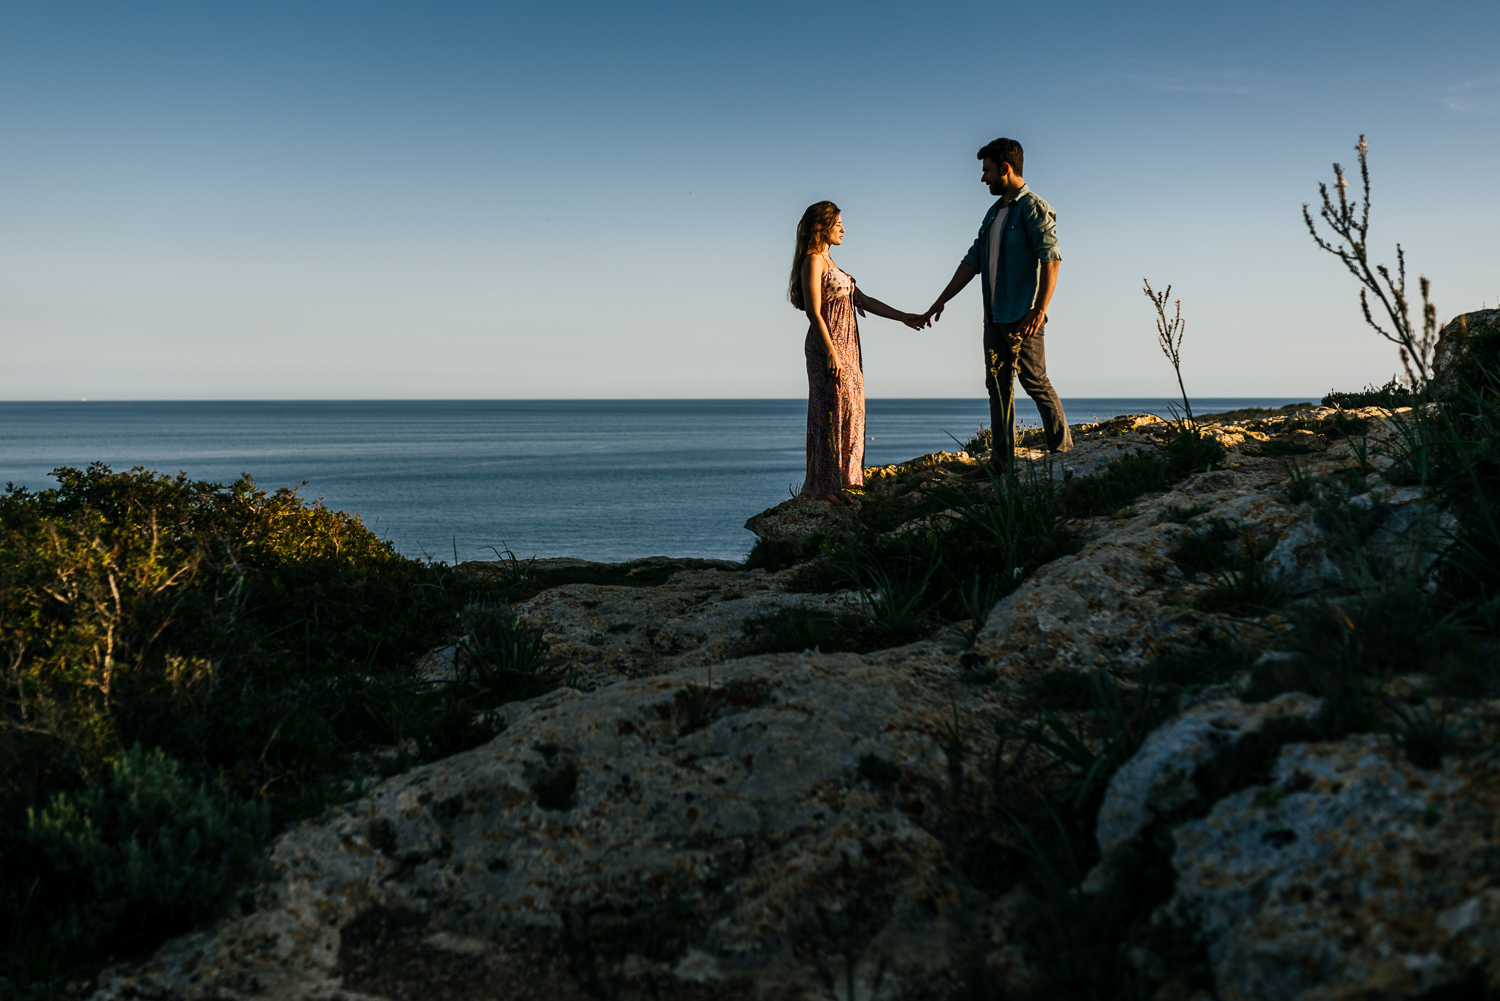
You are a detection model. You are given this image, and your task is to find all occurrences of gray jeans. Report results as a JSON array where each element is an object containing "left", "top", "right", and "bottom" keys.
[{"left": 984, "top": 318, "right": 1072, "bottom": 465}]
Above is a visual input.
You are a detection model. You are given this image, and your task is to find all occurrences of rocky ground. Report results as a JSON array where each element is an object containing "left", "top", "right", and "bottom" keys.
[{"left": 89, "top": 404, "right": 1500, "bottom": 1001}]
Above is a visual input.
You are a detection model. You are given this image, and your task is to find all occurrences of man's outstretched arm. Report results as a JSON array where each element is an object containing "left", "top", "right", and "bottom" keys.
[{"left": 923, "top": 262, "right": 979, "bottom": 325}]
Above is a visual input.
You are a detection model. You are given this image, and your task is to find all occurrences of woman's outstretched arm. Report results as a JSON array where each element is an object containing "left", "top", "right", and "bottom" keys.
[{"left": 853, "top": 288, "right": 924, "bottom": 329}]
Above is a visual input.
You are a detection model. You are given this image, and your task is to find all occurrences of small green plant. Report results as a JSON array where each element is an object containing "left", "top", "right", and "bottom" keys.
[
  {"left": 1251, "top": 785, "right": 1286, "bottom": 810},
  {"left": 1386, "top": 698, "right": 1463, "bottom": 770},
  {"left": 982, "top": 668, "right": 1182, "bottom": 998},
  {"left": 935, "top": 460, "right": 1070, "bottom": 590},
  {"left": 1167, "top": 517, "right": 1240, "bottom": 577},
  {"left": 1194, "top": 558, "right": 1287, "bottom": 615},
  {"left": 455, "top": 603, "right": 552, "bottom": 698},
  {"left": 955, "top": 570, "right": 1004, "bottom": 637},
  {"left": 1281, "top": 460, "right": 1317, "bottom": 504},
  {"left": 479, "top": 542, "right": 536, "bottom": 599},
  {"left": 1320, "top": 410, "right": 1371, "bottom": 438},
  {"left": 1064, "top": 454, "right": 1178, "bottom": 518},
  {"left": 1159, "top": 503, "right": 1211, "bottom": 524},
  {"left": 1250, "top": 583, "right": 1470, "bottom": 731},
  {"left": 1159, "top": 425, "right": 1227, "bottom": 476},
  {"left": 960, "top": 422, "right": 992, "bottom": 455},
  {"left": 854, "top": 553, "right": 940, "bottom": 641},
  {"left": 24, "top": 745, "right": 270, "bottom": 956}
]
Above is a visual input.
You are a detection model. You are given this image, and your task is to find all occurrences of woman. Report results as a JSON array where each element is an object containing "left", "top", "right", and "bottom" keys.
[{"left": 789, "top": 201, "right": 922, "bottom": 504}]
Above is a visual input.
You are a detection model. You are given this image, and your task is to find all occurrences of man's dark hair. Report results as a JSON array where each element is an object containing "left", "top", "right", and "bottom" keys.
[{"left": 977, "top": 137, "right": 1023, "bottom": 178}]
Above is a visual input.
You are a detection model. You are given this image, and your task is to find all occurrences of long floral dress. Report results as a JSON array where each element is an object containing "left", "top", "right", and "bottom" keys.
[{"left": 804, "top": 261, "right": 865, "bottom": 497}]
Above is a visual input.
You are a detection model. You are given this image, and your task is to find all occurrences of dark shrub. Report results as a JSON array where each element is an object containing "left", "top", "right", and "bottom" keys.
[
  {"left": 1322, "top": 378, "right": 1417, "bottom": 410},
  {"left": 24, "top": 745, "right": 270, "bottom": 956},
  {"left": 0, "top": 464, "right": 532, "bottom": 982}
]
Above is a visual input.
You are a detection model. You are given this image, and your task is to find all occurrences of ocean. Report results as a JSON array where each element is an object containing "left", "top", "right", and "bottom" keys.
[{"left": 0, "top": 398, "right": 1305, "bottom": 563}]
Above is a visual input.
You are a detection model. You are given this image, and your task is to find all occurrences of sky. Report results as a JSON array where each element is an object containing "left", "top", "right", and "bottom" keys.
[{"left": 1, "top": 0, "right": 1497, "bottom": 401}]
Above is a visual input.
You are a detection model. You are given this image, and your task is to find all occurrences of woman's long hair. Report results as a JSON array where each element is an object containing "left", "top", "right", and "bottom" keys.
[{"left": 787, "top": 201, "right": 840, "bottom": 311}]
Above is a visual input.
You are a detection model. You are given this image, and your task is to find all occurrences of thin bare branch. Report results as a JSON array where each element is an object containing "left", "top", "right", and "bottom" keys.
[
  {"left": 1304, "top": 134, "right": 1436, "bottom": 392},
  {"left": 1143, "top": 278, "right": 1194, "bottom": 424}
]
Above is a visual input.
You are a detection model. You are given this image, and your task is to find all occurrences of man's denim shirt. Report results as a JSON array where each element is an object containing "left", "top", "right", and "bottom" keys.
[{"left": 961, "top": 184, "right": 1062, "bottom": 325}]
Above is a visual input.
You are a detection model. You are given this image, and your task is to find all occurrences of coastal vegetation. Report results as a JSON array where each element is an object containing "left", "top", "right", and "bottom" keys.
[{"left": 0, "top": 465, "right": 550, "bottom": 992}]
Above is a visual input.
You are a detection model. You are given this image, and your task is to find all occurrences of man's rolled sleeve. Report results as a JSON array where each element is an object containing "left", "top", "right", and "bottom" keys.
[
  {"left": 1023, "top": 200, "right": 1062, "bottom": 263},
  {"left": 961, "top": 232, "right": 983, "bottom": 271}
]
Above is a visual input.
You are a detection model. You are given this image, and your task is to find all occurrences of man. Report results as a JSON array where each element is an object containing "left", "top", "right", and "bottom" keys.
[{"left": 922, "top": 137, "right": 1072, "bottom": 466}]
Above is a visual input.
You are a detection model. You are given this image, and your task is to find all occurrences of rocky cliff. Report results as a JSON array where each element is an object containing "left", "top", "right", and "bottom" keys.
[{"left": 89, "top": 403, "right": 1498, "bottom": 1001}]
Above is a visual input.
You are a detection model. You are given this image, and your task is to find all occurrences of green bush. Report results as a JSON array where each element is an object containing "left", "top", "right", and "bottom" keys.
[
  {"left": 24, "top": 745, "right": 270, "bottom": 956},
  {"left": 743, "top": 535, "right": 821, "bottom": 572},
  {"left": 960, "top": 422, "right": 991, "bottom": 455},
  {"left": 0, "top": 464, "right": 535, "bottom": 984},
  {"left": 1322, "top": 377, "right": 1416, "bottom": 410}
]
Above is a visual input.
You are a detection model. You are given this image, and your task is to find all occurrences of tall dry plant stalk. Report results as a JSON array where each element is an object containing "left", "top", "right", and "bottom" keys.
[
  {"left": 1303, "top": 134, "right": 1437, "bottom": 392},
  {"left": 1143, "top": 278, "right": 1193, "bottom": 425}
]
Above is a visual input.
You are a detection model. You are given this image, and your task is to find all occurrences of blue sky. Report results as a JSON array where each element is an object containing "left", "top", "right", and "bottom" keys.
[{"left": 1, "top": 0, "right": 1496, "bottom": 400}]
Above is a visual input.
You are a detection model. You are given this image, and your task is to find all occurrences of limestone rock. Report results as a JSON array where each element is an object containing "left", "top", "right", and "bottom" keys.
[
  {"left": 513, "top": 567, "right": 850, "bottom": 688},
  {"left": 1262, "top": 478, "right": 1456, "bottom": 596},
  {"left": 91, "top": 655, "right": 975, "bottom": 1001},
  {"left": 971, "top": 464, "right": 1298, "bottom": 677},
  {"left": 863, "top": 450, "right": 978, "bottom": 484},
  {"left": 1164, "top": 729, "right": 1500, "bottom": 1000},
  {"left": 1090, "top": 413, "right": 1166, "bottom": 436},
  {"left": 742, "top": 496, "right": 844, "bottom": 544},
  {"left": 461, "top": 555, "right": 747, "bottom": 592},
  {"left": 1093, "top": 692, "right": 1323, "bottom": 862},
  {"left": 1432, "top": 307, "right": 1500, "bottom": 395}
]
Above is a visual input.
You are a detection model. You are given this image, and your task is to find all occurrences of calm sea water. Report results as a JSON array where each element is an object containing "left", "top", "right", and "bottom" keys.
[{"left": 0, "top": 398, "right": 1304, "bottom": 562}]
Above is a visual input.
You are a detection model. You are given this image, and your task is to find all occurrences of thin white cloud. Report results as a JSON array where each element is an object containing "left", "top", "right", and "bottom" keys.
[
  {"left": 1444, "top": 76, "right": 1500, "bottom": 113},
  {"left": 1124, "top": 68, "right": 1262, "bottom": 95}
]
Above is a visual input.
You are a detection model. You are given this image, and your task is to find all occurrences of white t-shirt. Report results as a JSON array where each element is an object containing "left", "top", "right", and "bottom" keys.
[{"left": 986, "top": 203, "right": 1011, "bottom": 298}]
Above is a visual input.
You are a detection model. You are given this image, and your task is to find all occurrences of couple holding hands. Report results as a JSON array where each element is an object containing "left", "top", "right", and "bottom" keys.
[{"left": 792, "top": 136, "right": 1073, "bottom": 505}]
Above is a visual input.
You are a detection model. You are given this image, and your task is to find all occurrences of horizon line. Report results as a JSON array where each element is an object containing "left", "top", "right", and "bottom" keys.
[{"left": 0, "top": 395, "right": 1321, "bottom": 405}]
